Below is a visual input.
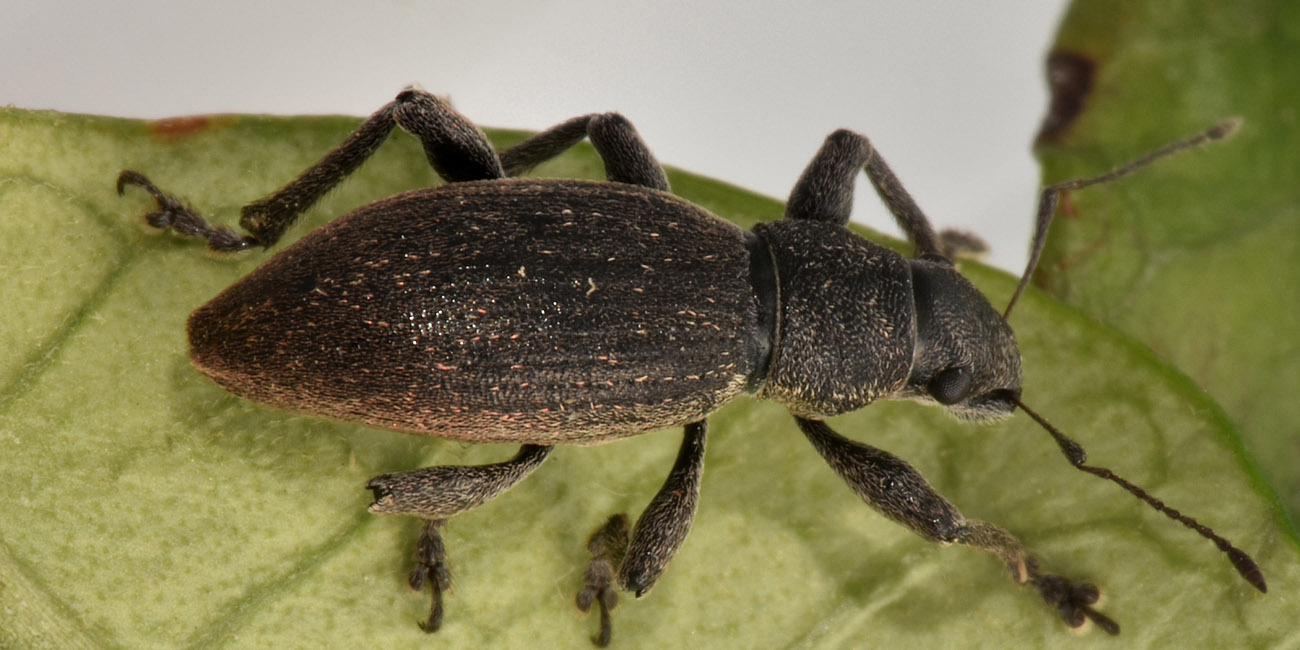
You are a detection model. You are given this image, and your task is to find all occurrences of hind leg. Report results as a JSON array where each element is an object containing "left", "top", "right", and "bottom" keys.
[
  {"left": 367, "top": 445, "right": 552, "bottom": 633},
  {"left": 118, "top": 88, "right": 503, "bottom": 250}
]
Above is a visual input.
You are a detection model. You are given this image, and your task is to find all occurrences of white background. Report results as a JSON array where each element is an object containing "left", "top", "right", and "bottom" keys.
[{"left": 4, "top": 0, "right": 1069, "bottom": 273}]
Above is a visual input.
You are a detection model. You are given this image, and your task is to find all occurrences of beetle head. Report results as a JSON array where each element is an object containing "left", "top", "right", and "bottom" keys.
[{"left": 904, "top": 258, "right": 1020, "bottom": 419}]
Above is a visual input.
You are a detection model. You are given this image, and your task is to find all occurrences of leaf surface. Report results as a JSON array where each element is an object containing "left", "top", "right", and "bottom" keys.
[
  {"left": 1033, "top": 0, "right": 1300, "bottom": 525},
  {"left": 0, "top": 106, "right": 1294, "bottom": 650}
]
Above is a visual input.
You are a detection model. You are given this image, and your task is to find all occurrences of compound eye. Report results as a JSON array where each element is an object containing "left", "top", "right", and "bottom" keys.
[{"left": 929, "top": 366, "right": 973, "bottom": 405}]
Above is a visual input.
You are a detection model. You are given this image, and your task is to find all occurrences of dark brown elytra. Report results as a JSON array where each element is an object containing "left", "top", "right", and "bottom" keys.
[{"left": 117, "top": 88, "right": 1263, "bottom": 646}]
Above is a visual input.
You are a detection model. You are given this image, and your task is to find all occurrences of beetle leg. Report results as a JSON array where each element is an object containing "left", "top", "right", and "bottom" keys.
[
  {"left": 500, "top": 113, "right": 670, "bottom": 191},
  {"left": 795, "top": 417, "right": 1120, "bottom": 634},
  {"left": 408, "top": 519, "right": 451, "bottom": 632},
  {"left": 118, "top": 88, "right": 503, "bottom": 250},
  {"left": 578, "top": 420, "right": 706, "bottom": 646},
  {"left": 366, "top": 445, "right": 552, "bottom": 633},
  {"left": 367, "top": 444, "right": 552, "bottom": 519},
  {"left": 619, "top": 420, "right": 707, "bottom": 594},
  {"left": 116, "top": 170, "right": 260, "bottom": 251},
  {"left": 238, "top": 88, "right": 503, "bottom": 247},
  {"left": 576, "top": 514, "right": 630, "bottom": 647},
  {"left": 785, "top": 129, "right": 945, "bottom": 260}
]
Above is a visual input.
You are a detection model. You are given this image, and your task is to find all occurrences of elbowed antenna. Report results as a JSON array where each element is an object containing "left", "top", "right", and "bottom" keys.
[
  {"left": 1004, "top": 119, "right": 1242, "bottom": 319},
  {"left": 1011, "top": 396, "right": 1267, "bottom": 594}
]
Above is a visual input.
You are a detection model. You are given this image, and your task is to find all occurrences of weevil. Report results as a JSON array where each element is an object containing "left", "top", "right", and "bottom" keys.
[{"left": 118, "top": 89, "right": 1264, "bottom": 645}]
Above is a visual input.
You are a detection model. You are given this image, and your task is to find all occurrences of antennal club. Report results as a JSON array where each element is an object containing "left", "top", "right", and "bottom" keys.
[
  {"left": 1012, "top": 397, "right": 1266, "bottom": 594},
  {"left": 1004, "top": 119, "right": 1241, "bottom": 319}
]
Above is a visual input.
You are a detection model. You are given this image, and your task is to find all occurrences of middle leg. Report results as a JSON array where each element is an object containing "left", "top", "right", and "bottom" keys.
[
  {"left": 500, "top": 112, "right": 670, "bottom": 191},
  {"left": 577, "top": 420, "right": 707, "bottom": 646}
]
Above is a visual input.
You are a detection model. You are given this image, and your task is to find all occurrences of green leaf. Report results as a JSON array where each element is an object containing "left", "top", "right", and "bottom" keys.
[
  {"left": 0, "top": 106, "right": 1295, "bottom": 650},
  {"left": 1033, "top": 0, "right": 1300, "bottom": 525}
]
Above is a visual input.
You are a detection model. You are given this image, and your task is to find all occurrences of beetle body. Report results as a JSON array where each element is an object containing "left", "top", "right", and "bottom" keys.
[
  {"left": 189, "top": 176, "right": 969, "bottom": 444},
  {"left": 191, "top": 178, "right": 759, "bottom": 443},
  {"left": 119, "top": 90, "right": 1259, "bottom": 645}
]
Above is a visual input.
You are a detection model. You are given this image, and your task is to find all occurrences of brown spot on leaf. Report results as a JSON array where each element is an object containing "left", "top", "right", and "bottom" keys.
[
  {"left": 1060, "top": 191, "right": 1078, "bottom": 219},
  {"left": 1036, "top": 51, "right": 1095, "bottom": 143},
  {"left": 147, "top": 115, "right": 230, "bottom": 142}
]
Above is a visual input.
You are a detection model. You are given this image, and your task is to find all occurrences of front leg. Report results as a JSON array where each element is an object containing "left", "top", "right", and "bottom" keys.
[
  {"left": 795, "top": 417, "right": 1119, "bottom": 634},
  {"left": 784, "top": 129, "right": 943, "bottom": 259}
]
